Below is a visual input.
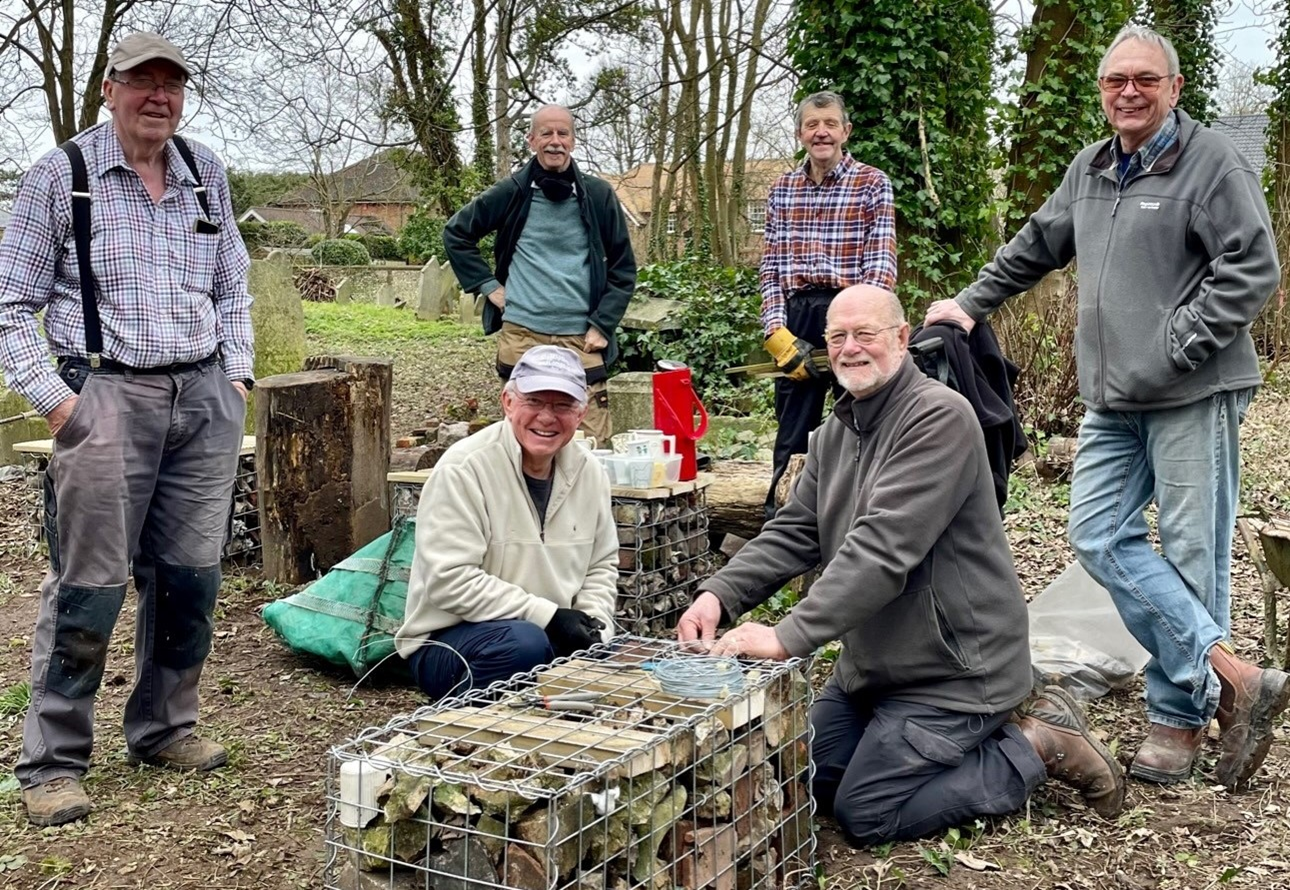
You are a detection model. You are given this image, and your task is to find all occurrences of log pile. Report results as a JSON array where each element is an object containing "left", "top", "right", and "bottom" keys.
[
  {"left": 295, "top": 268, "right": 337, "bottom": 302},
  {"left": 326, "top": 640, "right": 814, "bottom": 890},
  {"left": 613, "top": 487, "right": 712, "bottom": 637}
]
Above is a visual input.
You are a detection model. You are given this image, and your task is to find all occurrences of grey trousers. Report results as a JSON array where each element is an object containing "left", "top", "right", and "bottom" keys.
[
  {"left": 17, "top": 361, "right": 245, "bottom": 788},
  {"left": 812, "top": 678, "right": 1047, "bottom": 846}
]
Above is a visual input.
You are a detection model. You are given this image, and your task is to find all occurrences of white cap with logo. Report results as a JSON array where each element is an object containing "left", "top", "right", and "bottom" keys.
[{"left": 510, "top": 345, "right": 589, "bottom": 402}]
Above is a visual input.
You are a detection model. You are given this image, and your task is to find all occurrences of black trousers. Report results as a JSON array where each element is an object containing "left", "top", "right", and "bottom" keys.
[
  {"left": 766, "top": 289, "right": 842, "bottom": 521},
  {"left": 811, "top": 678, "right": 1047, "bottom": 846}
]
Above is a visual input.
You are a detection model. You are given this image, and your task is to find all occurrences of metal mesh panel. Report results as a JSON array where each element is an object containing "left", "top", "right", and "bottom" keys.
[
  {"left": 325, "top": 636, "right": 815, "bottom": 890},
  {"left": 612, "top": 487, "right": 712, "bottom": 637}
]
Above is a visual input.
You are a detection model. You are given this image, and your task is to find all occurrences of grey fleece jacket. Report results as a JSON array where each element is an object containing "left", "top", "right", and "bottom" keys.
[
  {"left": 701, "top": 358, "right": 1032, "bottom": 713},
  {"left": 957, "top": 109, "right": 1278, "bottom": 412}
]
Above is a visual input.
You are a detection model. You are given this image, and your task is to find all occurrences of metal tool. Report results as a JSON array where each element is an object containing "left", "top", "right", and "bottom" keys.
[
  {"left": 724, "top": 350, "right": 829, "bottom": 379},
  {"left": 509, "top": 691, "right": 604, "bottom": 713}
]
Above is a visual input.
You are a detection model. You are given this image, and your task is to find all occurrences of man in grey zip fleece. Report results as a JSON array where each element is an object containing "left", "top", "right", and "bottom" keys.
[
  {"left": 679, "top": 285, "right": 1125, "bottom": 846},
  {"left": 926, "top": 24, "right": 1287, "bottom": 789}
]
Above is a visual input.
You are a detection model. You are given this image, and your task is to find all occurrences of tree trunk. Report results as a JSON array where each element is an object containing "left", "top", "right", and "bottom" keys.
[{"left": 256, "top": 356, "right": 393, "bottom": 585}]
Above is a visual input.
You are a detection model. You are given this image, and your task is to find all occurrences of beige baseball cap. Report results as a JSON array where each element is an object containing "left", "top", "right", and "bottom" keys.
[
  {"left": 107, "top": 32, "right": 191, "bottom": 78},
  {"left": 510, "top": 346, "right": 589, "bottom": 402}
]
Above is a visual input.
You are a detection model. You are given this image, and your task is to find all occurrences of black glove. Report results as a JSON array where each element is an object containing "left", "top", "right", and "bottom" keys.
[{"left": 545, "top": 608, "right": 605, "bottom": 656}]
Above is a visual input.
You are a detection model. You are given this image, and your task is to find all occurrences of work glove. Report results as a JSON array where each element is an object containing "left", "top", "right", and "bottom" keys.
[
  {"left": 545, "top": 607, "right": 605, "bottom": 656},
  {"left": 764, "top": 327, "right": 819, "bottom": 382}
]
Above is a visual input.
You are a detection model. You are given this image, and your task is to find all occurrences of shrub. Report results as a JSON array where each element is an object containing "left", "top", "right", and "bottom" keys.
[
  {"left": 306, "top": 233, "right": 325, "bottom": 248},
  {"left": 236, "top": 220, "right": 265, "bottom": 250},
  {"left": 360, "top": 234, "right": 403, "bottom": 262},
  {"left": 311, "top": 238, "right": 371, "bottom": 266},
  {"left": 616, "top": 257, "right": 770, "bottom": 416},
  {"left": 398, "top": 209, "right": 494, "bottom": 266},
  {"left": 261, "top": 220, "right": 309, "bottom": 248}
]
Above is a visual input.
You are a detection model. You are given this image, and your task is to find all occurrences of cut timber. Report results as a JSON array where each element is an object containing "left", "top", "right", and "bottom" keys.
[
  {"left": 257, "top": 356, "right": 392, "bottom": 584},
  {"left": 534, "top": 659, "right": 763, "bottom": 730},
  {"left": 415, "top": 707, "right": 670, "bottom": 778},
  {"left": 705, "top": 460, "right": 771, "bottom": 541}
]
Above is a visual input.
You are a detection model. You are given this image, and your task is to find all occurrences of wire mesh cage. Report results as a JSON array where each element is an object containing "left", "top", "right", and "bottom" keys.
[
  {"left": 324, "top": 636, "right": 815, "bottom": 890},
  {"left": 612, "top": 486, "right": 712, "bottom": 637}
]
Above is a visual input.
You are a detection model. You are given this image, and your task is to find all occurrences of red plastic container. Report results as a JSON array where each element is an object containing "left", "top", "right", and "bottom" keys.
[{"left": 652, "top": 366, "right": 708, "bottom": 481}]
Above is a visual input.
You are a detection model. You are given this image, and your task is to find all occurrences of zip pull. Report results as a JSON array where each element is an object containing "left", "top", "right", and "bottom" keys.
[{"left": 1111, "top": 193, "right": 1121, "bottom": 217}]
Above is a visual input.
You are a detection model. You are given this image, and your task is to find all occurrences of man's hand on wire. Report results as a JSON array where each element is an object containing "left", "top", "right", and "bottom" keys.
[
  {"left": 923, "top": 299, "right": 976, "bottom": 333},
  {"left": 709, "top": 622, "right": 789, "bottom": 660},
  {"left": 545, "top": 607, "right": 604, "bottom": 656},
  {"left": 764, "top": 327, "right": 819, "bottom": 382},
  {"left": 677, "top": 591, "right": 724, "bottom": 645}
]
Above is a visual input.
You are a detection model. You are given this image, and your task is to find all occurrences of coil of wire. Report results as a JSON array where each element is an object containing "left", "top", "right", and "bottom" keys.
[{"left": 652, "top": 656, "right": 745, "bottom": 699}]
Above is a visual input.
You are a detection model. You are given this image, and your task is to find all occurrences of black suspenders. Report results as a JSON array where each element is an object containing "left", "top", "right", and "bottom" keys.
[{"left": 56, "top": 135, "right": 209, "bottom": 368}]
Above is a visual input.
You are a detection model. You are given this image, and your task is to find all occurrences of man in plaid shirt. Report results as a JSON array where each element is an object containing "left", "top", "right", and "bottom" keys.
[
  {"left": 0, "top": 33, "right": 252, "bottom": 826},
  {"left": 760, "top": 91, "right": 896, "bottom": 520}
]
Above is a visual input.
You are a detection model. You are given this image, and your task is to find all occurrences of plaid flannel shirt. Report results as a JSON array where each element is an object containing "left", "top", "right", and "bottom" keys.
[
  {"left": 758, "top": 153, "right": 897, "bottom": 335},
  {"left": 1111, "top": 109, "right": 1180, "bottom": 186},
  {"left": 0, "top": 122, "right": 253, "bottom": 413}
]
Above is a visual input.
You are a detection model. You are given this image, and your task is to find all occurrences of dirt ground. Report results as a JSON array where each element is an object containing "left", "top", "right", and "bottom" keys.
[{"left": 1, "top": 367, "right": 1289, "bottom": 889}]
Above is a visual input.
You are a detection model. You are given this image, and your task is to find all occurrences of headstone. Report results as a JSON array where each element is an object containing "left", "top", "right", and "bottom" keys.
[
  {"left": 620, "top": 297, "right": 686, "bottom": 331},
  {"left": 376, "top": 271, "right": 397, "bottom": 308},
  {"left": 607, "top": 371, "right": 655, "bottom": 437},
  {"left": 256, "top": 355, "right": 392, "bottom": 584},
  {"left": 248, "top": 253, "right": 308, "bottom": 434},
  {"left": 0, "top": 387, "right": 48, "bottom": 466},
  {"left": 458, "top": 293, "right": 481, "bottom": 325},
  {"left": 416, "top": 257, "right": 460, "bottom": 320},
  {"left": 335, "top": 277, "right": 354, "bottom": 305}
]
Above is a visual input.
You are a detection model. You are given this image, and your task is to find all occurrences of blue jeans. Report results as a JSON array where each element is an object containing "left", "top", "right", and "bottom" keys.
[
  {"left": 406, "top": 620, "right": 554, "bottom": 701},
  {"left": 1067, "top": 389, "right": 1251, "bottom": 729}
]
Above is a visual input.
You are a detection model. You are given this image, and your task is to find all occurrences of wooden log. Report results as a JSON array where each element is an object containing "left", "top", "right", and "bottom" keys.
[
  {"left": 389, "top": 445, "right": 444, "bottom": 472},
  {"left": 256, "top": 356, "right": 392, "bottom": 584},
  {"left": 705, "top": 460, "right": 770, "bottom": 541}
]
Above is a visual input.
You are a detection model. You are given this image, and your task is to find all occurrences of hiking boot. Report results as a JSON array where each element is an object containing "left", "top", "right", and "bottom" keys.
[
  {"left": 1210, "top": 640, "right": 1290, "bottom": 788},
  {"left": 129, "top": 735, "right": 228, "bottom": 771},
  {"left": 22, "top": 777, "right": 91, "bottom": 827},
  {"left": 1128, "top": 723, "right": 1205, "bottom": 784},
  {"left": 1018, "top": 685, "right": 1125, "bottom": 819}
]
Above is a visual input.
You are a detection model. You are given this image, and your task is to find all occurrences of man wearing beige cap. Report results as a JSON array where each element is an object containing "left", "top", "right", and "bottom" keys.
[
  {"left": 0, "top": 32, "right": 252, "bottom": 825},
  {"left": 395, "top": 346, "right": 618, "bottom": 700}
]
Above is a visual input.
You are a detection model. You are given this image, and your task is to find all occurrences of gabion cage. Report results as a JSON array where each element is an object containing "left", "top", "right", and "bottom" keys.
[
  {"left": 325, "top": 636, "right": 815, "bottom": 890},
  {"left": 387, "top": 472, "right": 714, "bottom": 638},
  {"left": 612, "top": 485, "right": 712, "bottom": 637}
]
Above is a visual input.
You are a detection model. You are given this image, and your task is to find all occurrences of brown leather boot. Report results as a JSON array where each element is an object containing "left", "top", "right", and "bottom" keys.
[
  {"left": 1210, "top": 640, "right": 1290, "bottom": 788},
  {"left": 22, "top": 776, "right": 91, "bottom": 827},
  {"left": 1128, "top": 723, "right": 1205, "bottom": 784},
  {"left": 128, "top": 734, "right": 228, "bottom": 771},
  {"left": 1018, "top": 685, "right": 1125, "bottom": 819}
]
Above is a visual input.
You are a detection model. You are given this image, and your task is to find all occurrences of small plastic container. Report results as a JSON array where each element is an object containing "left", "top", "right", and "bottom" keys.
[
  {"left": 662, "top": 453, "right": 683, "bottom": 483},
  {"left": 337, "top": 758, "right": 391, "bottom": 828}
]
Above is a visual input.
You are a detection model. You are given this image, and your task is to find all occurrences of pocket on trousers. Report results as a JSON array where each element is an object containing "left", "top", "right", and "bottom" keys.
[{"left": 902, "top": 718, "right": 966, "bottom": 768}]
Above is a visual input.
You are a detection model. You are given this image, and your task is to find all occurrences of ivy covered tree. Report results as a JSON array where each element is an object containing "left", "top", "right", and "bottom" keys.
[
  {"left": 1142, "top": 0, "right": 1220, "bottom": 123},
  {"left": 789, "top": 0, "right": 996, "bottom": 307},
  {"left": 1000, "top": 1, "right": 1133, "bottom": 235},
  {"left": 1263, "top": 7, "right": 1290, "bottom": 337}
]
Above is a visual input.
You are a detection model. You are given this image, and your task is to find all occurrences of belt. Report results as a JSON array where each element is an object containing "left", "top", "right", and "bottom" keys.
[{"left": 58, "top": 352, "right": 219, "bottom": 375}]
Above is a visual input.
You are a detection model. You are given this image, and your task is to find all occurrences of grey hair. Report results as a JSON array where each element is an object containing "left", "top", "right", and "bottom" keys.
[
  {"left": 795, "top": 91, "right": 849, "bottom": 130},
  {"left": 1098, "top": 25, "right": 1180, "bottom": 77},
  {"left": 528, "top": 104, "right": 577, "bottom": 137}
]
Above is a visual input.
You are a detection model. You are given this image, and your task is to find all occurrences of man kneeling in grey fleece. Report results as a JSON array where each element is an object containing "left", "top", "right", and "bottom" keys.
[{"left": 678, "top": 285, "right": 1124, "bottom": 846}]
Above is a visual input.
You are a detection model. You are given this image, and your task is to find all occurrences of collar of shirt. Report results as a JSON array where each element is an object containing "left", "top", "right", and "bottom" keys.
[
  {"left": 1111, "top": 110, "right": 1179, "bottom": 184},
  {"left": 794, "top": 151, "right": 857, "bottom": 186},
  {"left": 87, "top": 122, "right": 199, "bottom": 191}
]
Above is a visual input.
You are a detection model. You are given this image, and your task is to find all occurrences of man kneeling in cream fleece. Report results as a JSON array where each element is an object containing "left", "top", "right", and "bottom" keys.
[{"left": 395, "top": 345, "right": 617, "bottom": 698}]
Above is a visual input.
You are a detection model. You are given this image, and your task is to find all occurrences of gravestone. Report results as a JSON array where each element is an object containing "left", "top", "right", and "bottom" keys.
[
  {"left": 0, "top": 387, "right": 48, "bottom": 466},
  {"left": 607, "top": 372, "right": 655, "bottom": 438},
  {"left": 248, "top": 253, "right": 308, "bottom": 433},
  {"left": 335, "top": 277, "right": 354, "bottom": 305},
  {"left": 416, "top": 257, "right": 459, "bottom": 320}
]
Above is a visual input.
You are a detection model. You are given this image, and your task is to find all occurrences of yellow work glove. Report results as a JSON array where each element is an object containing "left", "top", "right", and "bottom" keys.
[{"left": 764, "top": 327, "right": 819, "bottom": 382}]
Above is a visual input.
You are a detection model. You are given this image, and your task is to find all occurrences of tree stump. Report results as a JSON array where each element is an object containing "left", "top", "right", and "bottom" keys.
[
  {"left": 256, "top": 356, "right": 392, "bottom": 584},
  {"left": 705, "top": 460, "right": 770, "bottom": 541}
]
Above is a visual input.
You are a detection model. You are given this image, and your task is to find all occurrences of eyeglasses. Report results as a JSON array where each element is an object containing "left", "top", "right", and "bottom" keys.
[
  {"left": 1097, "top": 74, "right": 1171, "bottom": 94},
  {"left": 517, "top": 395, "right": 583, "bottom": 416},
  {"left": 824, "top": 325, "right": 901, "bottom": 349},
  {"left": 111, "top": 77, "right": 186, "bottom": 96}
]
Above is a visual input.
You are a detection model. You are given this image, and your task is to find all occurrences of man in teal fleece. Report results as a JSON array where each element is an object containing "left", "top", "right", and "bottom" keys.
[
  {"left": 679, "top": 285, "right": 1125, "bottom": 845},
  {"left": 926, "top": 24, "right": 1287, "bottom": 789},
  {"left": 443, "top": 105, "right": 636, "bottom": 444}
]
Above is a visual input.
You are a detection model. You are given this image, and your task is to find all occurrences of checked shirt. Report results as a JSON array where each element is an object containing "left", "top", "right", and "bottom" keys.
[
  {"left": 0, "top": 122, "right": 253, "bottom": 414},
  {"left": 758, "top": 152, "right": 897, "bottom": 335}
]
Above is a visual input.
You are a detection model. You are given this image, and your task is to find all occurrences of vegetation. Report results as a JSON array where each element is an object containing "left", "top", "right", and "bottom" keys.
[
  {"left": 617, "top": 258, "right": 771, "bottom": 415},
  {"left": 1143, "top": 0, "right": 1220, "bottom": 123},
  {"left": 311, "top": 238, "right": 371, "bottom": 266}
]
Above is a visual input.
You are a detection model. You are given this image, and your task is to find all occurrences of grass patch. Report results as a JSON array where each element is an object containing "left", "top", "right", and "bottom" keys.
[
  {"left": 303, "top": 301, "right": 484, "bottom": 349},
  {"left": 0, "top": 681, "right": 30, "bottom": 717}
]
